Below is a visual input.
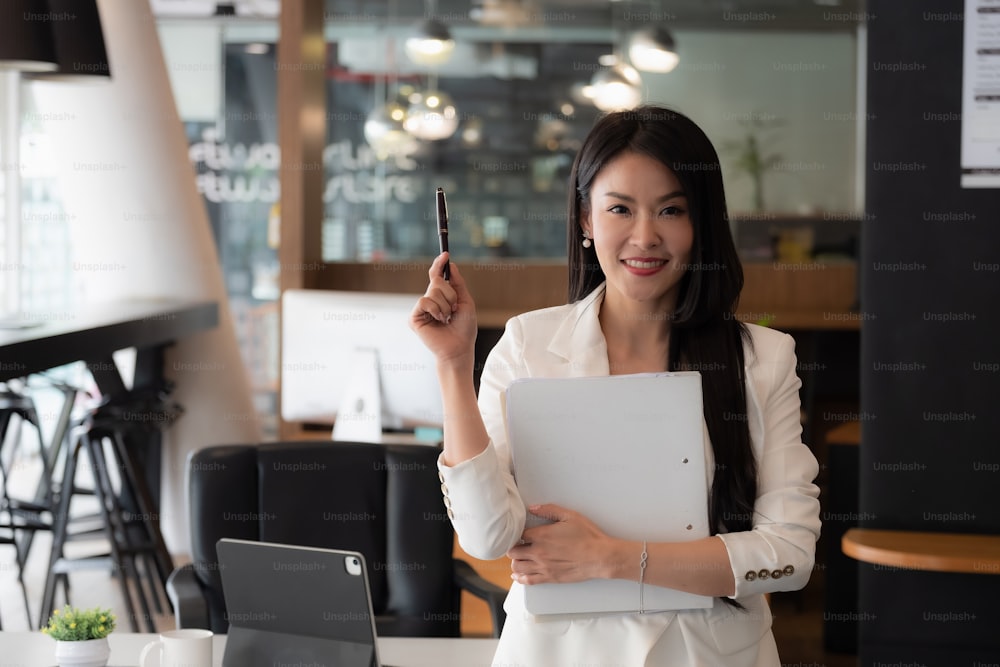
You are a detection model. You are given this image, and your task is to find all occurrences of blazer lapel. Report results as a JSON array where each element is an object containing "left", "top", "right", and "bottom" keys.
[{"left": 546, "top": 283, "right": 610, "bottom": 378}]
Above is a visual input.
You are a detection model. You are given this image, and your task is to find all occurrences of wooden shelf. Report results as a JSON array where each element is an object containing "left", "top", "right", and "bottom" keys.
[
  {"left": 842, "top": 528, "right": 1000, "bottom": 574},
  {"left": 825, "top": 420, "right": 861, "bottom": 446},
  {"left": 477, "top": 308, "right": 863, "bottom": 331},
  {"left": 737, "top": 310, "right": 862, "bottom": 331}
]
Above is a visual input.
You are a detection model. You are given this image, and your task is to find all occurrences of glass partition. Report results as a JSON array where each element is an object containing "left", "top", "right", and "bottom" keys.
[
  {"left": 156, "top": 6, "right": 866, "bottom": 435},
  {"left": 323, "top": 36, "right": 609, "bottom": 262},
  {"left": 163, "top": 11, "right": 863, "bottom": 268}
]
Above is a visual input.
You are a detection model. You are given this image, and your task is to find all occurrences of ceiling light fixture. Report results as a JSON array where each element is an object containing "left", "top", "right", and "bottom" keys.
[
  {"left": 579, "top": 3, "right": 646, "bottom": 111},
  {"left": 404, "top": 89, "right": 459, "bottom": 140},
  {"left": 29, "top": 0, "right": 111, "bottom": 81},
  {"left": 0, "top": 0, "right": 58, "bottom": 72},
  {"left": 364, "top": 101, "right": 420, "bottom": 158},
  {"left": 589, "top": 63, "right": 643, "bottom": 111},
  {"left": 244, "top": 43, "right": 271, "bottom": 55},
  {"left": 405, "top": 19, "right": 456, "bottom": 67},
  {"left": 365, "top": 3, "right": 420, "bottom": 160},
  {"left": 629, "top": 25, "right": 679, "bottom": 73}
]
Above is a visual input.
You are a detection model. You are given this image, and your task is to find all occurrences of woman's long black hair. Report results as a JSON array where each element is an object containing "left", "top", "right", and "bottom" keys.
[{"left": 567, "top": 106, "right": 757, "bottom": 596}]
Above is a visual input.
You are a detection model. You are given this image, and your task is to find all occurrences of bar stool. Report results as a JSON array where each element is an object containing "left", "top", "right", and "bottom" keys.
[
  {"left": 0, "top": 376, "right": 92, "bottom": 629},
  {"left": 0, "top": 385, "right": 49, "bottom": 630},
  {"left": 39, "top": 386, "right": 182, "bottom": 632}
]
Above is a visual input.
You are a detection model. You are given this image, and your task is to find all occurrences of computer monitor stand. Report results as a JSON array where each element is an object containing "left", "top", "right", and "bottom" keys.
[{"left": 331, "top": 347, "right": 383, "bottom": 443}]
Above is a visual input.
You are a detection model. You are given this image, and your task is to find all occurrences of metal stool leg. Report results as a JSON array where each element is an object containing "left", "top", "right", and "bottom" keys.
[
  {"left": 40, "top": 437, "right": 82, "bottom": 625},
  {"left": 108, "top": 429, "right": 166, "bottom": 627},
  {"left": 35, "top": 383, "right": 181, "bottom": 632},
  {"left": 1, "top": 390, "right": 57, "bottom": 629},
  {"left": 111, "top": 428, "right": 174, "bottom": 587},
  {"left": 84, "top": 431, "right": 147, "bottom": 632}
]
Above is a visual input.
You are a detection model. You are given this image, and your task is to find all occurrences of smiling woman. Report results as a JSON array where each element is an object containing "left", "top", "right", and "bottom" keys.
[
  {"left": 411, "top": 106, "right": 821, "bottom": 666},
  {"left": 580, "top": 151, "right": 694, "bottom": 317}
]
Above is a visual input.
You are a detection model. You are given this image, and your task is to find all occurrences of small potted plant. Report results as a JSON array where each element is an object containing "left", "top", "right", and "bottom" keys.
[{"left": 42, "top": 605, "right": 116, "bottom": 667}]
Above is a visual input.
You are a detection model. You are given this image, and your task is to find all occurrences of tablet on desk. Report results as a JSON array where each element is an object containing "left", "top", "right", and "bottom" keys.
[
  {"left": 505, "top": 372, "right": 714, "bottom": 615},
  {"left": 217, "top": 539, "right": 400, "bottom": 667}
]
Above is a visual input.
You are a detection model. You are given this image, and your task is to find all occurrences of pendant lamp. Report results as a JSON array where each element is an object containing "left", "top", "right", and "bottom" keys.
[
  {"left": 30, "top": 0, "right": 111, "bottom": 80},
  {"left": 0, "top": 0, "right": 58, "bottom": 72}
]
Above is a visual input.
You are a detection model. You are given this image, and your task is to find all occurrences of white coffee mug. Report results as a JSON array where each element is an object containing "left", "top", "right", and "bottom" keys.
[{"left": 139, "top": 628, "right": 213, "bottom": 667}]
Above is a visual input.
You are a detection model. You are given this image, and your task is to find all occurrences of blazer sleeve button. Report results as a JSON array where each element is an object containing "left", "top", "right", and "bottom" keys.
[
  {"left": 443, "top": 496, "right": 452, "bottom": 508},
  {"left": 438, "top": 471, "right": 446, "bottom": 483},
  {"left": 447, "top": 508, "right": 455, "bottom": 520},
  {"left": 745, "top": 571, "right": 757, "bottom": 582},
  {"left": 440, "top": 483, "right": 449, "bottom": 495},
  {"left": 771, "top": 569, "right": 783, "bottom": 579},
  {"left": 783, "top": 565, "right": 795, "bottom": 576},
  {"left": 758, "top": 569, "right": 770, "bottom": 580}
]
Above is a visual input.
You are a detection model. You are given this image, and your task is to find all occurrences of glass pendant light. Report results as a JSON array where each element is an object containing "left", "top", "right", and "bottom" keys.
[
  {"left": 629, "top": 26, "right": 679, "bottom": 73},
  {"left": 582, "top": 5, "right": 644, "bottom": 112},
  {"left": 404, "top": 89, "right": 458, "bottom": 141},
  {"left": 404, "top": 19, "right": 455, "bottom": 66},
  {"left": 589, "top": 63, "right": 643, "bottom": 111},
  {"left": 364, "top": 101, "right": 419, "bottom": 157}
]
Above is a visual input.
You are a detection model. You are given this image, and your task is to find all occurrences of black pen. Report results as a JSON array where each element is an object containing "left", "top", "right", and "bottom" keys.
[{"left": 436, "top": 187, "right": 450, "bottom": 281}]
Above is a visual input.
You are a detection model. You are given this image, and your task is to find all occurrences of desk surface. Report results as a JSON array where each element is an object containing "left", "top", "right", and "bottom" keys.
[
  {"left": 0, "top": 632, "right": 499, "bottom": 666},
  {"left": 0, "top": 298, "right": 219, "bottom": 382}
]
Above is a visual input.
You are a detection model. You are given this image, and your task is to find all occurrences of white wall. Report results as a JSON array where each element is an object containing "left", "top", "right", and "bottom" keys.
[
  {"left": 157, "top": 23, "right": 223, "bottom": 123},
  {"left": 642, "top": 30, "right": 858, "bottom": 215},
  {"left": 30, "top": 0, "right": 261, "bottom": 554}
]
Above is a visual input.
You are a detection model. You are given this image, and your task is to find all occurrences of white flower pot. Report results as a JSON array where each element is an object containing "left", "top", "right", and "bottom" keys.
[{"left": 55, "top": 637, "right": 111, "bottom": 667}]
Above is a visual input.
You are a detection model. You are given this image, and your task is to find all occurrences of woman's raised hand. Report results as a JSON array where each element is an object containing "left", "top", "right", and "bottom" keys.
[{"left": 409, "top": 252, "right": 478, "bottom": 367}]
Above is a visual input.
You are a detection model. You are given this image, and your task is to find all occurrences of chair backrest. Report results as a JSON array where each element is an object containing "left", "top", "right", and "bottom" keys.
[{"left": 187, "top": 440, "right": 456, "bottom": 635}]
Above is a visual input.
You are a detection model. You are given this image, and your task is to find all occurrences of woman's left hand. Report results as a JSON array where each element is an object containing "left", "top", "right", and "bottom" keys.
[{"left": 506, "top": 504, "right": 621, "bottom": 585}]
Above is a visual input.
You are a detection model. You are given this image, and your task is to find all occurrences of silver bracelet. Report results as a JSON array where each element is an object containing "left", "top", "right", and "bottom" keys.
[{"left": 639, "top": 540, "right": 648, "bottom": 614}]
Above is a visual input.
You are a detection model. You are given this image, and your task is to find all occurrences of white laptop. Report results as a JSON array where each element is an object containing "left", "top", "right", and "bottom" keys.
[
  {"left": 217, "top": 538, "right": 399, "bottom": 667},
  {"left": 504, "top": 372, "right": 714, "bottom": 615}
]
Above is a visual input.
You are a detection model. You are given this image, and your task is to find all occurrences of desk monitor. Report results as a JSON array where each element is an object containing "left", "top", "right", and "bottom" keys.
[{"left": 280, "top": 289, "right": 443, "bottom": 435}]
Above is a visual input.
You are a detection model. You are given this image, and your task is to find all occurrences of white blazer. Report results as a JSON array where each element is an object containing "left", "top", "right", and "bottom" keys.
[{"left": 438, "top": 284, "right": 821, "bottom": 666}]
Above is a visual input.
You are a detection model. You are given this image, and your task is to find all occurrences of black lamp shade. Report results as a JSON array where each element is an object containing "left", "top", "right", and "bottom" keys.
[
  {"left": 417, "top": 19, "right": 452, "bottom": 42},
  {"left": 0, "top": 0, "right": 58, "bottom": 72},
  {"left": 648, "top": 26, "right": 677, "bottom": 53},
  {"left": 33, "top": 0, "right": 111, "bottom": 80}
]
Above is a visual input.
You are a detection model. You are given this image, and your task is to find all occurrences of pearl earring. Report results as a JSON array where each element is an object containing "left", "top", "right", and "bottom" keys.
[{"left": 582, "top": 234, "right": 592, "bottom": 249}]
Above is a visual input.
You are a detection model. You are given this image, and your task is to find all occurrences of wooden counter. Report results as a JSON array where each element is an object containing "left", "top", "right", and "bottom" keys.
[
  {"left": 311, "top": 259, "right": 859, "bottom": 331},
  {"left": 825, "top": 420, "right": 861, "bottom": 446},
  {"left": 842, "top": 528, "right": 1000, "bottom": 575},
  {"left": 829, "top": 430, "right": 1000, "bottom": 577}
]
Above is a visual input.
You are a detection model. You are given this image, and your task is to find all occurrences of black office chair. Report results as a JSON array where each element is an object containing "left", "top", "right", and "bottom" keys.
[{"left": 166, "top": 440, "right": 507, "bottom": 638}]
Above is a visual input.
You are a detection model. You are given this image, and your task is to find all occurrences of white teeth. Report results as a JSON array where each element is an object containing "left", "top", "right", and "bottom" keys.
[{"left": 623, "top": 259, "right": 666, "bottom": 269}]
